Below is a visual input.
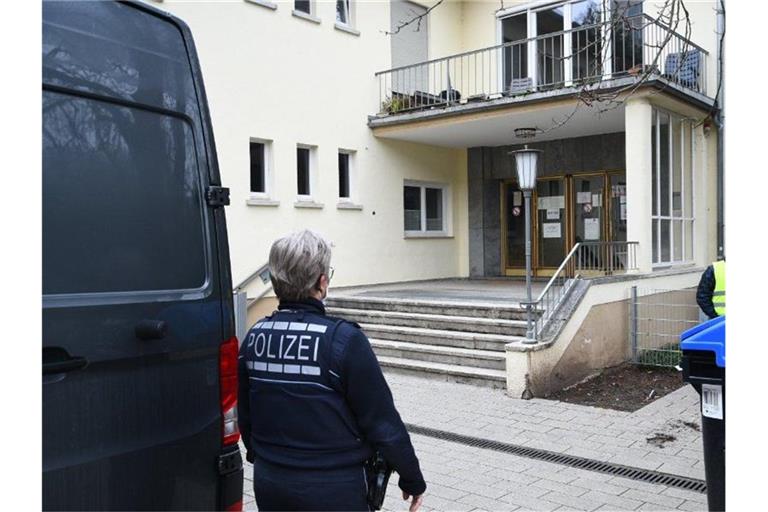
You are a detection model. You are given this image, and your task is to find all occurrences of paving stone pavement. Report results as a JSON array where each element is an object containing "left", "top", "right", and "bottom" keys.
[{"left": 241, "top": 372, "right": 708, "bottom": 511}]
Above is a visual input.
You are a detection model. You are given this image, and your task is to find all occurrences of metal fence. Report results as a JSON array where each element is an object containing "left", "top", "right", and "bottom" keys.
[
  {"left": 629, "top": 286, "right": 700, "bottom": 367},
  {"left": 375, "top": 14, "right": 707, "bottom": 116}
]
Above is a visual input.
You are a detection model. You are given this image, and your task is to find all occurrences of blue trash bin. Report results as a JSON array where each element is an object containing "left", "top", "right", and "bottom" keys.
[{"left": 680, "top": 316, "right": 725, "bottom": 512}]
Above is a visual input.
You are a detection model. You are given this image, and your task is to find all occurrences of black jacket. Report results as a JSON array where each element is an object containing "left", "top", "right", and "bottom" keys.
[
  {"left": 696, "top": 265, "right": 718, "bottom": 319},
  {"left": 237, "top": 298, "right": 427, "bottom": 497}
]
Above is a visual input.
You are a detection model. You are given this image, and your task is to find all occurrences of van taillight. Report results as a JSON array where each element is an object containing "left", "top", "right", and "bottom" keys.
[
  {"left": 219, "top": 336, "right": 240, "bottom": 446},
  {"left": 226, "top": 499, "right": 243, "bottom": 512}
]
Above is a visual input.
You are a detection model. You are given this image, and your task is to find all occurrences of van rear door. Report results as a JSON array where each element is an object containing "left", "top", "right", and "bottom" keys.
[{"left": 42, "top": 1, "right": 239, "bottom": 510}]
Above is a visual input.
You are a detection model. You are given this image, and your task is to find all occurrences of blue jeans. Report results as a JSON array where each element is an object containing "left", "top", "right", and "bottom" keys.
[{"left": 252, "top": 456, "right": 371, "bottom": 512}]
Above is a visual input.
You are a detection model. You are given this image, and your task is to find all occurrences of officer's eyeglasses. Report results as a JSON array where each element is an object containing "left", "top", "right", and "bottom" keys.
[{"left": 327, "top": 267, "right": 335, "bottom": 282}]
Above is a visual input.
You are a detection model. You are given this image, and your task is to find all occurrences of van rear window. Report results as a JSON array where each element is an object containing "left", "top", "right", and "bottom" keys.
[{"left": 43, "top": 91, "right": 208, "bottom": 295}]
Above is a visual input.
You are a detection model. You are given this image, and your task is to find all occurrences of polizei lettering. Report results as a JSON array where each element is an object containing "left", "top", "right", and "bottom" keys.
[{"left": 251, "top": 332, "right": 322, "bottom": 363}]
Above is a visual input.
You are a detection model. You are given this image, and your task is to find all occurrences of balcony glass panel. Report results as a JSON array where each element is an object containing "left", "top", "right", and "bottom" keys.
[
  {"left": 536, "top": 6, "right": 566, "bottom": 87},
  {"left": 572, "top": 0, "right": 603, "bottom": 81},
  {"left": 612, "top": 0, "right": 644, "bottom": 74},
  {"left": 502, "top": 13, "right": 528, "bottom": 93}
]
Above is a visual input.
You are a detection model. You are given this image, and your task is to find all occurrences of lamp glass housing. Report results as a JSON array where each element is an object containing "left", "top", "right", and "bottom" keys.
[{"left": 512, "top": 149, "right": 541, "bottom": 191}]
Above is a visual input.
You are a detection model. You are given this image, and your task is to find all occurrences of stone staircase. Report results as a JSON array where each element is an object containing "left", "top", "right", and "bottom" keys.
[{"left": 326, "top": 296, "right": 532, "bottom": 388}]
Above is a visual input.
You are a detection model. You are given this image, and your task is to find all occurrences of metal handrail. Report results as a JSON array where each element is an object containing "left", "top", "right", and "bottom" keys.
[
  {"left": 233, "top": 262, "right": 270, "bottom": 293},
  {"left": 534, "top": 242, "right": 583, "bottom": 305},
  {"left": 529, "top": 241, "right": 639, "bottom": 342}
]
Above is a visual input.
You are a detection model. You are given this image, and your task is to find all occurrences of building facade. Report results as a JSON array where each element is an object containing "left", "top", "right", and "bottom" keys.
[{"left": 154, "top": 0, "right": 722, "bottom": 393}]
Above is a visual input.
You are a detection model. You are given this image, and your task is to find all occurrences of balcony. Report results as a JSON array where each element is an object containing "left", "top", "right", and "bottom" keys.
[{"left": 372, "top": 14, "right": 710, "bottom": 125}]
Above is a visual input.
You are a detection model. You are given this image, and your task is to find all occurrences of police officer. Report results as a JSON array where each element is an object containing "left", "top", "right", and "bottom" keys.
[
  {"left": 238, "top": 230, "right": 426, "bottom": 512},
  {"left": 696, "top": 258, "right": 726, "bottom": 319}
]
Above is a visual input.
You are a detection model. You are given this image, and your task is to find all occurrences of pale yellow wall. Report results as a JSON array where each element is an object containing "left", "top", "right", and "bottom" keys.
[
  {"left": 154, "top": 0, "right": 470, "bottom": 288},
  {"left": 425, "top": 0, "right": 466, "bottom": 58},
  {"left": 460, "top": 0, "right": 500, "bottom": 52}
]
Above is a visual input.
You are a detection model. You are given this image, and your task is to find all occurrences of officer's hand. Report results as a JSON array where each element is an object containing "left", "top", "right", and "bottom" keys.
[{"left": 401, "top": 491, "right": 423, "bottom": 512}]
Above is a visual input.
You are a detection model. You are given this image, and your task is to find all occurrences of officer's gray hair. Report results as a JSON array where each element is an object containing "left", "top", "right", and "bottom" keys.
[{"left": 268, "top": 230, "right": 332, "bottom": 302}]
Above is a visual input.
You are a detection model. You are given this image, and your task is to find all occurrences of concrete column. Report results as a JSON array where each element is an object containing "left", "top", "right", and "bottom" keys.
[
  {"left": 693, "top": 125, "right": 718, "bottom": 267},
  {"left": 468, "top": 148, "right": 485, "bottom": 277},
  {"left": 625, "top": 97, "right": 654, "bottom": 273}
]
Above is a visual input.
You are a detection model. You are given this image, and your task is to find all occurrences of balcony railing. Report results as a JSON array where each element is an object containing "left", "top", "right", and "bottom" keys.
[{"left": 375, "top": 15, "right": 707, "bottom": 116}]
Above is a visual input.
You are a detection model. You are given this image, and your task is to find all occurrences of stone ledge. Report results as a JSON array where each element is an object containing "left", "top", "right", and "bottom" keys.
[
  {"left": 292, "top": 9, "right": 321, "bottom": 24},
  {"left": 334, "top": 22, "right": 360, "bottom": 36},
  {"left": 336, "top": 201, "right": 363, "bottom": 210},
  {"left": 244, "top": 0, "right": 277, "bottom": 10},
  {"left": 246, "top": 197, "right": 279, "bottom": 207},
  {"left": 294, "top": 200, "right": 324, "bottom": 209}
]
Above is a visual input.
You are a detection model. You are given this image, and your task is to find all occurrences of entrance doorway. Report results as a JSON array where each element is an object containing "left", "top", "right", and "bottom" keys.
[{"left": 502, "top": 171, "right": 626, "bottom": 276}]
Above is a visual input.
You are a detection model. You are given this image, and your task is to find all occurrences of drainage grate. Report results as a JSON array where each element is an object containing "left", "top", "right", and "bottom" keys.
[{"left": 405, "top": 423, "right": 707, "bottom": 494}]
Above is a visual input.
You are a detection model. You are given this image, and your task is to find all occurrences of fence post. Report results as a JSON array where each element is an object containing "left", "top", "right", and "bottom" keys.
[{"left": 630, "top": 285, "right": 638, "bottom": 362}]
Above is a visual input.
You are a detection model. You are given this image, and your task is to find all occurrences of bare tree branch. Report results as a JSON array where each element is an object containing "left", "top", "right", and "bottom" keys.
[
  {"left": 385, "top": 0, "right": 445, "bottom": 36},
  {"left": 379, "top": 0, "right": 711, "bottom": 132}
]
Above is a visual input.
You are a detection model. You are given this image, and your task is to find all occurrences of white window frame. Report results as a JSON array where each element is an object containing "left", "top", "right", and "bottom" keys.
[
  {"left": 336, "top": 0, "right": 351, "bottom": 26},
  {"left": 246, "top": 138, "right": 278, "bottom": 207},
  {"left": 293, "top": 0, "right": 320, "bottom": 24},
  {"left": 337, "top": 149, "right": 362, "bottom": 209},
  {"left": 403, "top": 180, "right": 452, "bottom": 238},
  {"left": 295, "top": 143, "right": 322, "bottom": 208},
  {"left": 334, "top": 0, "right": 360, "bottom": 35},
  {"left": 651, "top": 107, "right": 695, "bottom": 268}
]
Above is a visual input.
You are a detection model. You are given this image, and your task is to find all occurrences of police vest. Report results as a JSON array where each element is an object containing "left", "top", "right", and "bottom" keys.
[
  {"left": 240, "top": 309, "right": 371, "bottom": 469},
  {"left": 713, "top": 260, "right": 726, "bottom": 316}
]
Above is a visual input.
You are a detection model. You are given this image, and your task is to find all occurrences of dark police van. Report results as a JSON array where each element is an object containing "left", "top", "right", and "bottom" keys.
[{"left": 42, "top": 1, "right": 243, "bottom": 509}]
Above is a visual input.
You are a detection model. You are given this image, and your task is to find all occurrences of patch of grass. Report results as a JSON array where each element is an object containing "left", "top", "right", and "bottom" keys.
[{"left": 634, "top": 343, "right": 682, "bottom": 368}]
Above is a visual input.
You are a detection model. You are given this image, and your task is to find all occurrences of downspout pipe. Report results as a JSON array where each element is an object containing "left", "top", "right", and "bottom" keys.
[{"left": 715, "top": 0, "right": 725, "bottom": 259}]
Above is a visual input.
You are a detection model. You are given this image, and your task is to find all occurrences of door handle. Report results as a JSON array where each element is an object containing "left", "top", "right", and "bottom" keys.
[
  {"left": 42, "top": 347, "right": 88, "bottom": 375},
  {"left": 135, "top": 319, "right": 167, "bottom": 340},
  {"left": 43, "top": 357, "right": 88, "bottom": 375}
]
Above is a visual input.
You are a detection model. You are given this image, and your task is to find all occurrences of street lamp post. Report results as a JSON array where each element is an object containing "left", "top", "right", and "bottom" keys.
[{"left": 509, "top": 145, "right": 542, "bottom": 344}]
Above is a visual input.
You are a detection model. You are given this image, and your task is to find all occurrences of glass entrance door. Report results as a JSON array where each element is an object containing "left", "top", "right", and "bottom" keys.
[
  {"left": 573, "top": 175, "right": 605, "bottom": 272},
  {"left": 573, "top": 175, "right": 606, "bottom": 245},
  {"left": 503, "top": 173, "right": 624, "bottom": 276},
  {"left": 503, "top": 182, "right": 526, "bottom": 275},
  {"left": 536, "top": 178, "right": 567, "bottom": 273},
  {"left": 609, "top": 174, "right": 627, "bottom": 242}
]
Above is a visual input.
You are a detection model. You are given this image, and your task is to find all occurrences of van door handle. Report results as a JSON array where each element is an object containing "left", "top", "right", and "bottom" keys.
[
  {"left": 43, "top": 347, "right": 88, "bottom": 375},
  {"left": 135, "top": 319, "right": 167, "bottom": 340},
  {"left": 43, "top": 357, "right": 88, "bottom": 375}
]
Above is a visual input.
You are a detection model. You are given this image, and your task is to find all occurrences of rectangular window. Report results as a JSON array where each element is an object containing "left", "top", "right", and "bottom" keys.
[
  {"left": 403, "top": 181, "right": 450, "bottom": 236},
  {"left": 43, "top": 91, "right": 207, "bottom": 294},
  {"left": 651, "top": 108, "right": 694, "bottom": 267},
  {"left": 297, "top": 146, "right": 311, "bottom": 196},
  {"left": 404, "top": 186, "right": 421, "bottom": 231},
  {"left": 336, "top": 0, "right": 351, "bottom": 25},
  {"left": 250, "top": 141, "right": 266, "bottom": 194},
  {"left": 425, "top": 188, "right": 443, "bottom": 231},
  {"left": 295, "top": 0, "right": 311, "bottom": 14},
  {"left": 338, "top": 152, "right": 350, "bottom": 199}
]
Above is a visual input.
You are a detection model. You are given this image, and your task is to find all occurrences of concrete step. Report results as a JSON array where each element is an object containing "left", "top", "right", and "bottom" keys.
[
  {"left": 376, "top": 355, "right": 507, "bottom": 389},
  {"left": 326, "top": 296, "right": 534, "bottom": 321},
  {"left": 370, "top": 339, "right": 507, "bottom": 371},
  {"left": 327, "top": 307, "right": 528, "bottom": 336},
  {"left": 359, "top": 323, "right": 523, "bottom": 352}
]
